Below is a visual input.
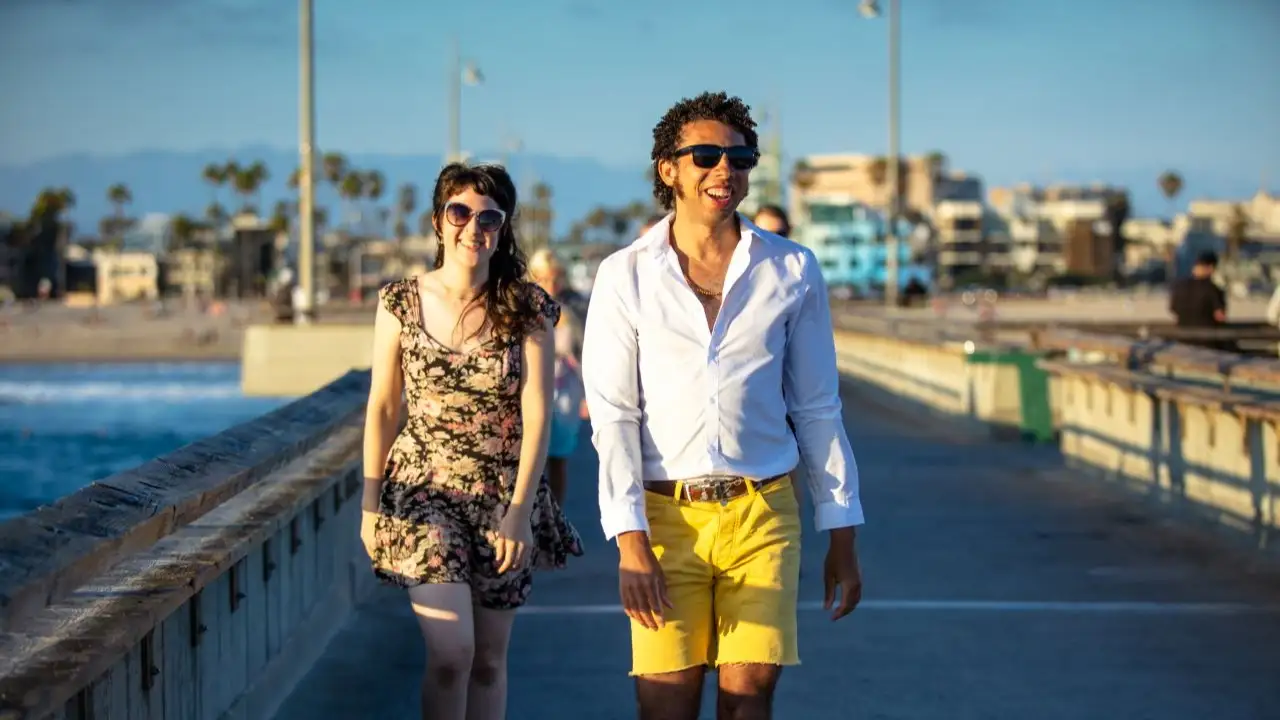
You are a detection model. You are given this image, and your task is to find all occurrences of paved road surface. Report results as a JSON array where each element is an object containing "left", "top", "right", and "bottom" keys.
[{"left": 276, "top": 380, "right": 1280, "bottom": 719}]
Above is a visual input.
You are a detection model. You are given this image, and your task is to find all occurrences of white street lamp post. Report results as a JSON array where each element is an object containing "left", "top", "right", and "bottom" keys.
[{"left": 860, "top": 0, "right": 902, "bottom": 308}]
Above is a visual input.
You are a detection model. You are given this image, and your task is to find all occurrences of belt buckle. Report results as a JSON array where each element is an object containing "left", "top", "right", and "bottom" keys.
[{"left": 691, "top": 475, "right": 739, "bottom": 505}]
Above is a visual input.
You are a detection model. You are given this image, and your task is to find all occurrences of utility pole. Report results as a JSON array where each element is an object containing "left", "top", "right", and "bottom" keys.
[
  {"left": 295, "top": 0, "right": 317, "bottom": 325},
  {"left": 884, "top": 0, "right": 902, "bottom": 308}
]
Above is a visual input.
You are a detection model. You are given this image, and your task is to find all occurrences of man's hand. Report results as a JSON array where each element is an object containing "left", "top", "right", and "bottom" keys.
[
  {"left": 617, "top": 531, "right": 673, "bottom": 630},
  {"left": 822, "top": 527, "right": 862, "bottom": 621}
]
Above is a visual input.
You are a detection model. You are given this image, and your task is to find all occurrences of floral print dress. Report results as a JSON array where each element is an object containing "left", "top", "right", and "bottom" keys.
[{"left": 370, "top": 277, "right": 584, "bottom": 610}]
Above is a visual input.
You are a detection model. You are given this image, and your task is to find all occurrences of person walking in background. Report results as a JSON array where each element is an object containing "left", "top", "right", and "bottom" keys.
[
  {"left": 640, "top": 212, "right": 669, "bottom": 237},
  {"left": 1265, "top": 279, "right": 1280, "bottom": 357},
  {"left": 361, "top": 162, "right": 583, "bottom": 720},
  {"left": 582, "top": 91, "right": 865, "bottom": 720},
  {"left": 528, "top": 248, "right": 588, "bottom": 503},
  {"left": 750, "top": 204, "right": 807, "bottom": 507},
  {"left": 1169, "top": 251, "right": 1230, "bottom": 352},
  {"left": 752, "top": 204, "right": 791, "bottom": 238}
]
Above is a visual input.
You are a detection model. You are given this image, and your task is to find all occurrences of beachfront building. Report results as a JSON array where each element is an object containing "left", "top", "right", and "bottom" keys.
[
  {"left": 986, "top": 183, "right": 1120, "bottom": 280},
  {"left": 164, "top": 247, "right": 223, "bottom": 301},
  {"left": 932, "top": 198, "right": 989, "bottom": 280},
  {"left": 791, "top": 195, "right": 930, "bottom": 296},
  {"left": 344, "top": 236, "right": 437, "bottom": 300},
  {"left": 787, "top": 153, "right": 950, "bottom": 223},
  {"left": 1188, "top": 189, "right": 1280, "bottom": 238},
  {"left": 58, "top": 246, "right": 160, "bottom": 306},
  {"left": 92, "top": 251, "right": 160, "bottom": 304}
]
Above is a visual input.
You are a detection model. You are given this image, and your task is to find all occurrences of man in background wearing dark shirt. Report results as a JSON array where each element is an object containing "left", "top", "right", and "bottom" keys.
[{"left": 1169, "top": 251, "right": 1230, "bottom": 351}]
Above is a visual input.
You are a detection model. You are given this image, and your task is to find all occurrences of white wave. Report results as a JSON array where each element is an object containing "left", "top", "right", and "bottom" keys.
[{"left": 0, "top": 380, "right": 244, "bottom": 404}]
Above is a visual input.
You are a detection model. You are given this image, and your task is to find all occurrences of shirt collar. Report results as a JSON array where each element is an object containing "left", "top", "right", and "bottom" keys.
[{"left": 640, "top": 212, "right": 770, "bottom": 258}]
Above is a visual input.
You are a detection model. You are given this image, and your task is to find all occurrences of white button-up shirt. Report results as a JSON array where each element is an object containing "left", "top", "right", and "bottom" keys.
[{"left": 581, "top": 214, "right": 865, "bottom": 541}]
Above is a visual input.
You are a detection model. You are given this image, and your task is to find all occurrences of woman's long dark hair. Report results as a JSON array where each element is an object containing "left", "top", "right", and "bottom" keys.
[{"left": 430, "top": 162, "right": 540, "bottom": 343}]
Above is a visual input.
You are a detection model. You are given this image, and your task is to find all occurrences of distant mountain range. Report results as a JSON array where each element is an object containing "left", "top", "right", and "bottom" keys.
[
  {"left": 0, "top": 146, "right": 1266, "bottom": 237},
  {"left": 0, "top": 146, "right": 653, "bottom": 238}
]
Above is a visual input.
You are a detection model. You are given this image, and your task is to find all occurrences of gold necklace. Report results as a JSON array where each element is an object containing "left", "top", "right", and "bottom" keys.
[{"left": 683, "top": 268, "right": 721, "bottom": 299}]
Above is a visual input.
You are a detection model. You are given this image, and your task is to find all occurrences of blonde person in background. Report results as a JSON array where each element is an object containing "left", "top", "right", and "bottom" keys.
[{"left": 528, "top": 248, "right": 588, "bottom": 503}]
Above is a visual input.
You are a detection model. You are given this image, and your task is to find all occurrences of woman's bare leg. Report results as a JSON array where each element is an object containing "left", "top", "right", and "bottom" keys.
[
  {"left": 408, "top": 583, "right": 475, "bottom": 720},
  {"left": 466, "top": 605, "right": 518, "bottom": 720}
]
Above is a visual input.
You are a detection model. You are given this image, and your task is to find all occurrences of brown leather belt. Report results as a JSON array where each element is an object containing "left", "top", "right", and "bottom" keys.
[{"left": 643, "top": 474, "right": 787, "bottom": 503}]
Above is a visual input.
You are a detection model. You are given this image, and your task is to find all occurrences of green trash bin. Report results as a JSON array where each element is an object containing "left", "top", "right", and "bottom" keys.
[{"left": 965, "top": 348, "right": 1055, "bottom": 443}]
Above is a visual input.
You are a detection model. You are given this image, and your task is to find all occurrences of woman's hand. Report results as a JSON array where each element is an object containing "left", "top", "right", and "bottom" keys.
[
  {"left": 493, "top": 505, "right": 534, "bottom": 574},
  {"left": 360, "top": 510, "right": 379, "bottom": 560}
]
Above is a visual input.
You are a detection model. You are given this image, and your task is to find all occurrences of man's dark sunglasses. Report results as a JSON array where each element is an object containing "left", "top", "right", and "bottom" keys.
[
  {"left": 673, "top": 144, "right": 760, "bottom": 170},
  {"left": 444, "top": 202, "right": 506, "bottom": 232}
]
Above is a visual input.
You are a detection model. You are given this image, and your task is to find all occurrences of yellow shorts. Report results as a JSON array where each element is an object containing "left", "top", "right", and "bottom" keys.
[{"left": 630, "top": 475, "right": 802, "bottom": 676}]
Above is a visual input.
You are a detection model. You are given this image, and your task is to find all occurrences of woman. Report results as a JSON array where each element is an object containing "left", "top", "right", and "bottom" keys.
[
  {"left": 360, "top": 163, "right": 583, "bottom": 720},
  {"left": 526, "top": 248, "right": 586, "bottom": 503}
]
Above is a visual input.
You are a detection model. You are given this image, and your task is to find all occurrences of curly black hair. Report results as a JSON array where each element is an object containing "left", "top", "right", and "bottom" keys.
[{"left": 650, "top": 91, "right": 759, "bottom": 210}]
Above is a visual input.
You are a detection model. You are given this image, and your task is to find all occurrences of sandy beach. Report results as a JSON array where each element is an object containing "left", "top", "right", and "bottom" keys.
[
  {"left": 0, "top": 300, "right": 376, "bottom": 364},
  {"left": 2, "top": 290, "right": 1271, "bottom": 364}
]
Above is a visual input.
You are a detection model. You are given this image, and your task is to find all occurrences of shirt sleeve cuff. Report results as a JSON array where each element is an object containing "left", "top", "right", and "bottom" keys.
[
  {"left": 602, "top": 506, "right": 650, "bottom": 542},
  {"left": 814, "top": 499, "right": 865, "bottom": 532}
]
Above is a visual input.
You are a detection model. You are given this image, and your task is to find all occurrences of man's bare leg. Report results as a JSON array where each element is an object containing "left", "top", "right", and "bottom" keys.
[
  {"left": 716, "top": 663, "right": 782, "bottom": 720},
  {"left": 635, "top": 666, "right": 705, "bottom": 720}
]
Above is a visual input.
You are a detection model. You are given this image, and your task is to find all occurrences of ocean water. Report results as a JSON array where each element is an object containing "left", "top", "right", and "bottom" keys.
[{"left": 0, "top": 362, "right": 289, "bottom": 521}]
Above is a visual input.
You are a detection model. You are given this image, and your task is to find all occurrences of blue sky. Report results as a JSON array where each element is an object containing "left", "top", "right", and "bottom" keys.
[{"left": 1, "top": 0, "right": 1277, "bottom": 201}]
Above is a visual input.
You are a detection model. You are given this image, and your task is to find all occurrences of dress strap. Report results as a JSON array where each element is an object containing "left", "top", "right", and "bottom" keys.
[
  {"left": 403, "top": 278, "right": 423, "bottom": 330},
  {"left": 379, "top": 278, "right": 419, "bottom": 328}
]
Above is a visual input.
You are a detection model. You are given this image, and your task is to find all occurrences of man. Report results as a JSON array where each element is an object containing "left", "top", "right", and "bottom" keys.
[
  {"left": 1169, "top": 251, "right": 1230, "bottom": 352},
  {"left": 752, "top": 204, "right": 791, "bottom": 238},
  {"left": 582, "top": 91, "right": 864, "bottom": 720}
]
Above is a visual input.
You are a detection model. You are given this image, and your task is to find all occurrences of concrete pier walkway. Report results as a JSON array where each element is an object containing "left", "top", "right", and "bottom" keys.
[{"left": 275, "top": 381, "right": 1280, "bottom": 719}]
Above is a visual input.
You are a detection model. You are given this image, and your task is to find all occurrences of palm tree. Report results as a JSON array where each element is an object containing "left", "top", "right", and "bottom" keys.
[
  {"left": 205, "top": 202, "right": 227, "bottom": 228},
  {"left": 1157, "top": 170, "right": 1183, "bottom": 222},
  {"left": 202, "top": 163, "right": 227, "bottom": 213},
  {"left": 1226, "top": 204, "right": 1248, "bottom": 260},
  {"left": 247, "top": 161, "right": 270, "bottom": 211},
  {"left": 30, "top": 187, "right": 76, "bottom": 223},
  {"left": 223, "top": 160, "right": 243, "bottom": 189},
  {"left": 1157, "top": 170, "right": 1183, "bottom": 280},
  {"left": 269, "top": 200, "right": 291, "bottom": 235},
  {"left": 624, "top": 199, "right": 648, "bottom": 223},
  {"left": 791, "top": 159, "right": 816, "bottom": 190},
  {"left": 322, "top": 153, "right": 347, "bottom": 189},
  {"left": 924, "top": 151, "right": 947, "bottom": 181},
  {"left": 339, "top": 172, "right": 364, "bottom": 232},
  {"left": 395, "top": 183, "right": 417, "bottom": 240},
  {"left": 169, "top": 214, "right": 197, "bottom": 252},
  {"left": 107, "top": 183, "right": 132, "bottom": 218},
  {"left": 102, "top": 183, "right": 133, "bottom": 245},
  {"left": 232, "top": 167, "right": 258, "bottom": 214},
  {"left": 866, "top": 157, "right": 888, "bottom": 188},
  {"left": 585, "top": 206, "right": 610, "bottom": 236},
  {"left": 363, "top": 170, "right": 385, "bottom": 235}
]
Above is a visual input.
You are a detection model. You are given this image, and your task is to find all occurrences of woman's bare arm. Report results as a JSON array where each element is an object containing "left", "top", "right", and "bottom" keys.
[
  {"left": 362, "top": 300, "right": 405, "bottom": 511},
  {"left": 510, "top": 315, "right": 556, "bottom": 518}
]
